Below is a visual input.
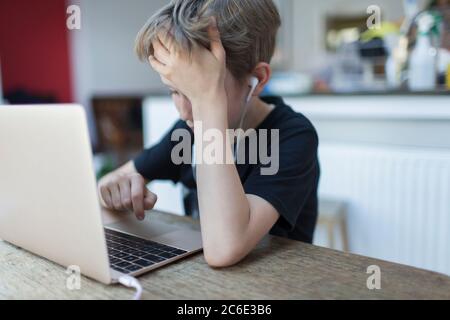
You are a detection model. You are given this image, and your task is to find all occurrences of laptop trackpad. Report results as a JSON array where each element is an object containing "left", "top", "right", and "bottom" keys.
[{"left": 105, "top": 214, "right": 177, "bottom": 240}]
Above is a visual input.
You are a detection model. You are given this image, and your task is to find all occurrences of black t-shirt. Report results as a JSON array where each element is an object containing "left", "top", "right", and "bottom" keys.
[{"left": 134, "top": 96, "right": 320, "bottom": 243}]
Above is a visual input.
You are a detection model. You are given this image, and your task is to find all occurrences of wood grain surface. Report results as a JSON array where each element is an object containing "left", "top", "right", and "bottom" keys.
[{"left": 1, "top": 211, "right": 449, "bottom": 300}]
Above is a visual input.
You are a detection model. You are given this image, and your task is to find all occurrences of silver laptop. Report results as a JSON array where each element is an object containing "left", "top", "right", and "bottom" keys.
[{"left": 0, "top": 104, "right": 202, "bottom": 284}]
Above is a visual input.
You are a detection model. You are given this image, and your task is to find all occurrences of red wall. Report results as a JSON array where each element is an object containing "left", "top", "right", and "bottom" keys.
[{"left": 0, "top": 0, "right": 73, "bottom": 103}]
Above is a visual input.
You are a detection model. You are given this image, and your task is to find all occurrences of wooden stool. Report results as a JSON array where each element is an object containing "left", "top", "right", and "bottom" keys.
[{"left": 317, "top": 199, "right": 349, "bottom": 252}]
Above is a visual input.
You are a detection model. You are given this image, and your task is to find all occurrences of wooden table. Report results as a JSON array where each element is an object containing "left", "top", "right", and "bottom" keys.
[{"left": 1, "top": 211, "right": 450, "bottom": 300}]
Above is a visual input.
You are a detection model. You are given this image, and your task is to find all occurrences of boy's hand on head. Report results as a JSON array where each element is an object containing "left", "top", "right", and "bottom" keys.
[
  {"left": 149, "top": 18, "right": 227, "bottom": 108},
  {"left": 98, "top": 173, "right": 157, "bottom": 221}
]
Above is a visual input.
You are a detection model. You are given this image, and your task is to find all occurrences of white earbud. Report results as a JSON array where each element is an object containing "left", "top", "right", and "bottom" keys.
[
  {"left": 246, "top": 76, "right": 259, "bottom": 103},
  {"left": 235, "top": 77, "right": 259, "bottom": 163}
]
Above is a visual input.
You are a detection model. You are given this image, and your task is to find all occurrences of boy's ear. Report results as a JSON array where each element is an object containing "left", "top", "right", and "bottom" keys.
[{"left": 252, "top": 62, "right": 272, "bottom": 96}]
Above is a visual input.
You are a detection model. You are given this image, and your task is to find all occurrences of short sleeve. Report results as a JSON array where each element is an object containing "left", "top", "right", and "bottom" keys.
[
  {"left": 243, "top": 126, "right": 319, "bottom": 231},
  {"left": 133, "top": 120, "right": 190, "bottom": 183}
]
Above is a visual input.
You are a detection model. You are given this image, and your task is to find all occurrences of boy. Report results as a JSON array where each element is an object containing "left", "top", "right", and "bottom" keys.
[{"left": 98, "top": 0, "right": 320, "bottom": 268}]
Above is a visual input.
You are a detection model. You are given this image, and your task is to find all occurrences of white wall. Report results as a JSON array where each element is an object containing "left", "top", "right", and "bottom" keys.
[
  {"left": 69, "top": 0, "right": 167, "bottom": 95},
  {"left": 68, "top": 0, "right": 168, "bottom": 144}
]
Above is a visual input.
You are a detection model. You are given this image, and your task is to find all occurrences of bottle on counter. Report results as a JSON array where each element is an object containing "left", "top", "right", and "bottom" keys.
[
  {"left": 408, "top": 12, "right": 438, "bottom": 91},
  {"left": 385, "top": 34, "right": 402, "bottom": 89}
]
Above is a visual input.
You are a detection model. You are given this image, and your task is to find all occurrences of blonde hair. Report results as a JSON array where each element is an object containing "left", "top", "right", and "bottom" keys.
[{"left": 135, "top": 0, "right": 281, "bottom": 79}]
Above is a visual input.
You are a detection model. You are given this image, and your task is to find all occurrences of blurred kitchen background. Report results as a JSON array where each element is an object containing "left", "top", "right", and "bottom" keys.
[{"left": 1, "top": 0, "right": 449, "bottom": 275}]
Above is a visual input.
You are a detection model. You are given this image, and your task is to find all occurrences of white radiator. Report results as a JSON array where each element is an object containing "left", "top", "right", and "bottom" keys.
[{"left": 319, "top": 143, "right": 450, "bottom": 275}]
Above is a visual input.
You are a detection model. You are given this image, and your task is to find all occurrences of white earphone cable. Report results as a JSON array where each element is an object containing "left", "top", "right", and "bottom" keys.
[
  {"left": 192, "top": 77, "right": 258, "bottom": 176},
  {"left": 235, "top": 77, "right": 258, "bottom": 162}
]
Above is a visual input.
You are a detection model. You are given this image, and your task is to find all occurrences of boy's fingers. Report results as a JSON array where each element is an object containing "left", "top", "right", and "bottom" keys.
[
  {"left": 158, "top": 29, "right": 176, "bottom": 53},
  {"left": 130, "top": 175, "right": 145, "bottom": 220},
  {"left": 99, "top": 185, "right": 113, "bottom": 209},
  {"left": 160, "top": 75, "right": 175, "bottom": 88},
  {"left": 152, "top": 39, "right": 170, "bottom": 65},
  {"left": 109, "top": 183, "right": 123, "bottom": 211},
  {"left": 118, "top": 178, "right": 133, "bottom": 211},
  {"left": 144, "top": 190, "right": 158, "bottom": 210},
  {"left": 149, "top": 55, "right": 169, "bottom": 76},
  {"left": 207, "top": 17, "right": 225, "bottom": 60}
]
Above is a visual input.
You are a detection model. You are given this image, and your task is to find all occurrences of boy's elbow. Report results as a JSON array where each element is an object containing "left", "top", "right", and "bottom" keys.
[
  {"left": 203, "top": 244, "right": 247, "bottom": 268},
  {"left": 204, "top": 252, "right": 241, "bottom": 269}
]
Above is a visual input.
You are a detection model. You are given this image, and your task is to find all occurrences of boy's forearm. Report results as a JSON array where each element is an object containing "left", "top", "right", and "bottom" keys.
[{"left": 192, "top": 97, "right": 253, "bottom": 264}]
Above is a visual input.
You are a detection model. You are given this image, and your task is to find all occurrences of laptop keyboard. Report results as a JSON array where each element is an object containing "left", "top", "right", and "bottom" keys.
[{"left": 105, "top": 228, "right": 188, "bottom": 274}]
